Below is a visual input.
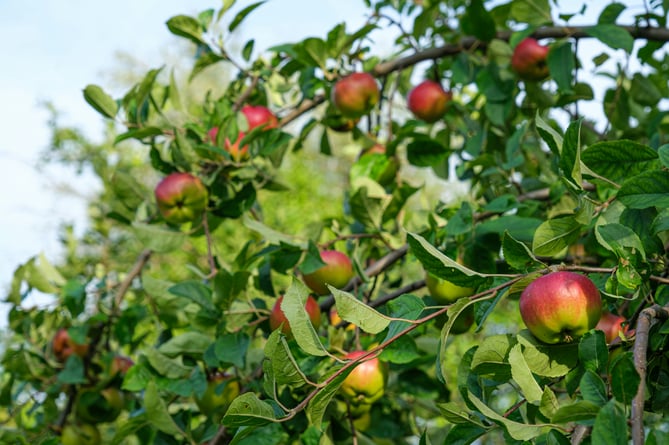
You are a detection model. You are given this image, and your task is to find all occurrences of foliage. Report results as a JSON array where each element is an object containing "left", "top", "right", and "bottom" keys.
[{"left": 3, "top": 0, "right": 669, "bottom": 444}]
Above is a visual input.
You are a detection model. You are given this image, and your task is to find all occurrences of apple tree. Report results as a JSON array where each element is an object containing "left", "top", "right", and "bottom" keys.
[{"left": 3, "top": 0, "right": 669, "bottom": 444}]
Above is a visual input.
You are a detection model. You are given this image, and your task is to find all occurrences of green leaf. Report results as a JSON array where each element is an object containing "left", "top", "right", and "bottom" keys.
[
  {"left": 168, "top": 280, "right": 216, "bottom": 313},
  {"left": 536, "top": 114, "right": 563, "bottom": 156},
  {"left": 580, "top": 369, "right": 608, "bottom": 406},
  {"left": 158, "top": 332, "right": 212, "bottom": 358},
  {"left": 406, "top": 137, "right": 448, "bottom": 167},
  {"left": 595, "top": 223, "right": 646, "bottom": 260},
  {"left": 585, "top": 24, "right": 633, "bottom": 52},
  {"left": 145, "top": 349, "right": 191, "bottom": 379},
  {"left": 518, "top": 331, "right": 579, "bottom": 377},
  {"left": 581, "top": 140, "right": 658, "bottom": 185},
  {"left": 502, "top": 231, "right": 545, "bottom": 271},
  {"left": 229, "top": 1, "right": 265, "bottom": 32},
  {"left": 223, "top": 393, "right": 278, "bottom": 427},
  {"left": 591, "top": 400, "right": 628, "bottom": 445},
  {"left": 658, "top": 144, "right": 669, "bottom": 168},
  {"left": 349, "top": 180, "right": 392, "bottom": 229},
  {"left": 578, "top": 330, "right": 609, "bottom": 373},
  {"left": 598, "top": 3, "right": 626, "bottom": 24},
  {"left": 610, "top": 352, "right": 640, "bottom": 404},
  {"left": 468, "top": 390, "right": 551, "bottom": 440},
  {"left": 190, "top": 51, "right": 225, "bottom": 81},
  {"left": 470, "top": 334, "right": 515, "bottom": 379},
  {"left": 551, "top": 400, "right": 600, "bottom": 423},
  {"left": 281, "top": 278, "right": 329, "bottom": 356},
  {"left": 57, "top": 356, "right": 86, "bottom": 384},
  {"left": 437, "top": 402, "right": 485, "bottom": 425},
  {"left": 510, "top": 0, "right": 552, "bottom": 26},
  {"left": 306, "top": 368, "right": 352, "bottom": 430},
  {"left": 110, "top": 415, "right": 150, "bottom": 445},
  {"left": 380, "top": 334, "right": 420, "bottom": 364},
  {"left": 213, "top": 332, "right": 250, "bottom": 369},
  {"left": 509, "top": 343, "right": 544, "bottom": 405},
  {"left": 243, "top": 215, "right": 306, "bottom": 248},
  {"left": 145, "top": 380, "right": 184, "bottom": 437},
  {"left": 264, "top": 330, "right": 309, "bottom": 387},
  {"left": 559, "top": 119, "right": 582, "bottom": 188},
  {"left": 547, "top": 41, "right": 575, "bottom": 94},
  {"left": 407, "top": 232, "right": 489, "bottom": 287},
  {"left": 331, "top": 287, "right": 390, "bottom": 334},
  {"left": 461, "top": 0, "right": 496, "bottom": 42},
  {"left": 532, "top": 216, "right": 582, "bottom": 257},
  {"left": 132, "top": 223, "right": 186, "bottom": 253},
  {"left": 166, "top": 15, "right": 204, "bottom": 45},
  {"left": 83, "top": 84, "right": 118, "bottom": 119},
  {"left": 618, "top": 170, "right": 669, "bottom": 209},
  {"left": 114, "top": 126, "right": 163, "bottom": 144}
]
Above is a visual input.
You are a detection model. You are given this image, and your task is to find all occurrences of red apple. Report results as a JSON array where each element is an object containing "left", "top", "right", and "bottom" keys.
[
  {"left": 332, "top": 73, "right": 380, "bottom": 118},
  {"left": 519, "top": 271, "right": 602, "bottom": 344},
  {"left": 511, "top": 38, "right": 550, "bottom": 81},
  {"left": 425, "top": 272, "right": 475, "bottom": 304},
  {"left": 61, "top": 423, "right": 100, "bottom": 445},
  {"left": 269, "top": 294, "right": 322, "bottom": 337},
  {"left": 595, "top": 311, "right": 630, "bottom": 343},
  {"left": 154, "top": 172, "right": 208, "bottom": 225},
  {"left": 195, "top": 372, "right": 241, "bottom": 419},
  {"left": 407, "top": 80, "right": 452, "bottom": 123},
  {"left": 52, "top": 328, "right": 89, "bottom": 363},
  {"left": 302, "top": 250, "right": 355, "bottom": 295},
  {"left": 340, "top": 351, "right": 388, "bottom": 411},
  {"left": 241, "top": 104, "right": 278, "bottom": 131}
]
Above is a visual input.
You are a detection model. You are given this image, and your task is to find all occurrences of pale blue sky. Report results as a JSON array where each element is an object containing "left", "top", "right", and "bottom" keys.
[{"left": 0, "top": 1, "right": 369, "bottom": 321}]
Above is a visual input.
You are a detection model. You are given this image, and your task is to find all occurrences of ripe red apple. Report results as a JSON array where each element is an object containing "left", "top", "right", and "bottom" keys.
[
  {"left": 340, "top": 351, "right": 388, "bottom": 412},
  {"left": 195, "top": 372, "right": 241, "bottom": 419},
  {"left": 52, "top": 328, "right": 89, "bottom": 363},
  {"left": 61, "top": 423, "right": 100, "bottom": 445},
  {"left": 241, "top": 104, "right": 278, "bottom": 131},
  {"left": 595, "top": 311, "right": 630, "bottom": 343},
  {"left": 425, "top": 272, "right": 475, "bottom": 304},
  {"left": 519, "top": 271, "right": 602, "bottom": 344},
  {"left": 407, "top": 80, "right": 452, "bottom": 123},
  {"left": 511, "top": 37, "right": 550, "bottom": 81},
  {"left": 154, "top": 172, "right": 208, "bottom": 225},
  {"left": 332, "top": 72, "right": 380, "bottom": 118},
  {"left": 356, "top": 144, "right": 399, "bottom": 186},
  {"left": 269, "top": 294, "right": 322, "bottom": 337},
  {"left": 302, "top": 250, "right": 355, "bottom": 295}
]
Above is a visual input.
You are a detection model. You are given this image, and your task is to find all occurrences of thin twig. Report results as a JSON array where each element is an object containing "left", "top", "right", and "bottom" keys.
[{"left": 113, "top": 249, "right": 153, "bottom": 311}]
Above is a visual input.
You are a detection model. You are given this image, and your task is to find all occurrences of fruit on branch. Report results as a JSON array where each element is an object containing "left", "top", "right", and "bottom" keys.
[
  {"left": 52, "top": 328, "right": 89, "bottom": 363},
  {"left": 407, "top": 80, "right": 452, "bottom": 123},
  {"left": 330, "top": 306, "right": 356, "bottom": 331},
  {"left": 595, "top": 311, "right": 630, "bottom": 343},
  {"left": 302, "top": 250, "right": 355, "bottom": 295},
  {"left": 61, "top": 423, "right": 101, "bottom": 445},
  {"left": 324, "top": 111, "right": 360, "bottom": 132},
  {"left": 352, "top": 410, "right": 372, "bottom": 432},
  {"left": 154, "top": 172, "right": 208, "bottom": 225},
  {"left": 519, "top": 271, "right": 602, "bottom": 344},
  {"left": 355, "top": 144, "right": 400, "bottom": 186},
  {"left": 340, "top": 351, "right": 388, "bottom": 414},
  {"left": 241, "top": 104, "right": 278, "bottom": 130},
  {"left": 75, "top": 387, "right": 125, "bottom": 423},
  {"left": 511, "top": 37, "right": 550, "bottom": 81},
  {"left": 195, "top": 372, "right": 241, "bottom": 419},
  {"left": 332, "top": 72, "right": 380, "bottom": 118},
  {"left": 269, "top": 294, "right": 322, "bottom": 337},
  {"left": 425, "top": 272, "right": 475, "bottom": 304}
]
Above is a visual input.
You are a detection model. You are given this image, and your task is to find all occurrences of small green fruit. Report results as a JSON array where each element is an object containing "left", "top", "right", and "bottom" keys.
[
  {"left": 425, "top": 273, "right": 475, "bottom": 304},
  {"left": 195, "top": 372, "right": 241, "bottom": 419},
  {"left": 61, "top": 423, "right": 100, "bottom": 445}
]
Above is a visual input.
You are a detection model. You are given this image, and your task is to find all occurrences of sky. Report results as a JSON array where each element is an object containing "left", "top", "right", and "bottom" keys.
[{"left": 0, "top": 0, "right": 371, "bottom": 325}]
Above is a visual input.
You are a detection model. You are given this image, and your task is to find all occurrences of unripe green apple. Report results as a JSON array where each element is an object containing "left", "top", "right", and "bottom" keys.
[
  {"left": 302, "top": 250, "right": 355, "bottom": 295},
  {"left": 269, "top": 295, "right": 322, "bottom": 337},
  {"left": 52, "top": 328, "right": 89, "bottom": 363},
  {"left": 340, "top": 351, "right": 388, "bottom": 408},
  {"left": 595, "top": 311, "right": 630, "bottom": 344},
  {"left": 61, "top": 423, "right": 100, "bottom": 445},
  {"left": 407, "top": 80, "right": 452, "bottom": 123},
  {"left": 195, "top": 372, "right": 241, "bottom": 419},
  {"left": 425, "top": 273, "right": 475, "bottom": 304},
  {"left": 332, "top": 73, "right": 380, "bottom": 118},
  {"left": 154, "top": 172, "right": 208, "bottom": 225},
  {"left": 511, "top": 38, "right": 550, "bottom": 81},
  {"left": 519, "top": 271, "right": 602, "bottom": 344}
]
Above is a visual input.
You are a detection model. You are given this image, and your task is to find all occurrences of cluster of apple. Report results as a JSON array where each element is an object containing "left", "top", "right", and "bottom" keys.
[{"left": 51, "top": 329, "right": 134, "bottom": 445}]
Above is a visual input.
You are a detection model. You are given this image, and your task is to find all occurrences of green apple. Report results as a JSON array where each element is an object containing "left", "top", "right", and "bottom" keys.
[
  {"left": 195, "top": 372, "right": 241, "bottom": 419},
  {"left": 269, "top": 295, "right": 322, "bottom": 337},
  {"left": 61, "top": 423, "right": 100, "bottom": 445},
  {"left": 407, "top": 80, "right": 452, "bottom": 123},
  {"left": 331, "top": 72, "right": 380, "bottom": 118},
  {"left": 511, "top": 37, "right": 550, "bottom": 81},
  {"left": 154, "top": 172, "right": 208, "bottom": 225},
  {"left": 340, "top": 351, "right": 388, "bottom": 409},
  {"left": 302, "top": 250, "right": 354, "bottom": 295},
  {"left": 425, "top": 273, "right": 475, "bottom": 304},
  {"left": 520, "top": 271, "right": 602, "bottom": 344}
]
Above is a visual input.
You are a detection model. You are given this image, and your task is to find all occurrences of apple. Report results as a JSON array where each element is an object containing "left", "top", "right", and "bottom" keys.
[
  {"left": 110, "top": 355, "right": 134, "bottom": 376},
  {"left": 195, "top": 372, "right": 241, "bottom": 419},
  {"left": 407, "top": 80, "right": 452, "bottom": 123},
  {"left": 52, "top": 328, "right": 89, "bottom": 363},
  {"left": 302, "top": 250, "right": 355, "bottom": 295},
  {"left": 355, "top": 144, "right": 400, "bottom": 186},
  {"left": 269, "top": 294, "right": 322, "bottom": 337},
  {"left": 154, "top": 172, "right": 208, "bottom": 225},
  {"left": 340, "top": 351, "right": 388, "bottom": 410},
  {"left": 332, "top": 72, "right": 380, "bottom": 118},
  {"left": 324, "top": 112, "right": 360, "bottom": 132},
  {"left": 519, "top": 271, "right": 602, "bottom": 344},
  {"left": 352, "top": 410, "right": 372, "bottom": 432},
  {"left": 76, "top": 387, "right": 125, "bottom": 423},
  {"left": 595, "top": 311, "right": 630, "bottom": 343},
  {"left": 425, "top": 272, "right": 475, "bottom": 304},
  {"left": 330, "top": 307, "right": 356, "bottom": 331},
  {"left": 61, "top": 423, "right": 100, "bottom": 445},
  {"left": 511, "top": 37, "right": 550, "bottom": 81},
  {"left": 241, "top": 104, "right": 278, "bottom": 131}
]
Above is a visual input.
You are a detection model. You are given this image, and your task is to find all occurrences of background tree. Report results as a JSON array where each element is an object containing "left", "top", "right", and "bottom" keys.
[{"left": 2, "top": 1, "right": 669, "bottom": 444}]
